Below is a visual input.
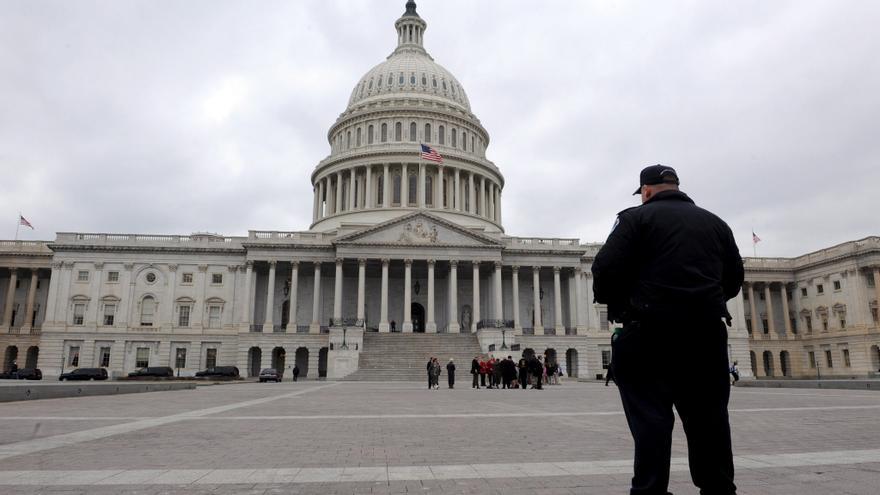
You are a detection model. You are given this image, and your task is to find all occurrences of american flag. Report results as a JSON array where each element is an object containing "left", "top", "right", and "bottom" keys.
[
  {"left": 752, "top": 231, "right": 761, "bottom": 244},
  {"left": 19, "top": 215, "right": 33, "bottom": 229},
  {"left": 420, "top": 144, "right": 443, "bottom": 163}
]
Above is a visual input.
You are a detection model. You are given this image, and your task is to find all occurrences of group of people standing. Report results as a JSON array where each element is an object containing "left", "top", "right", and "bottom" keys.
[{"left": 471, "top": 354, "right": 562, "bottom": 390}]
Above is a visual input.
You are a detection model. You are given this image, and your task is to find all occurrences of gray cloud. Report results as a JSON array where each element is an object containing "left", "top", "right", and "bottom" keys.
[{"left": 1, "top": 0, "right": 877, "bottom": 257}]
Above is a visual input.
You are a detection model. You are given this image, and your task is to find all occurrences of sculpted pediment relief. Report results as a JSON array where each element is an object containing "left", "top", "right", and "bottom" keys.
[{"left": 335, "top": 213, "right": 501, "bottom": 247}]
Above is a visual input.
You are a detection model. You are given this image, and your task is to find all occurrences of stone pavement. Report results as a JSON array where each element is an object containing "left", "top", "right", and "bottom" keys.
[{"left": 0, "top": 380, "right": 878, "bottom": 494}]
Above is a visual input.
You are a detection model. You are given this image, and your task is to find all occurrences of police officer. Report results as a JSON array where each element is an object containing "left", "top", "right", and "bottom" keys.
[{"left": 592, "top": 165, "right": 743, "bottom": 495}]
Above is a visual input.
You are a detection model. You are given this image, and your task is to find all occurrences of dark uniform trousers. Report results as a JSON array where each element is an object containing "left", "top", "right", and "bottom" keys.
[{"left": 612, "top": 317, "right": 736, "bottom": 495}]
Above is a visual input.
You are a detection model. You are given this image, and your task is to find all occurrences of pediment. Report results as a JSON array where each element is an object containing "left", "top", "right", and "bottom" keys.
[{"left": 334, "top": 213, "right": 502, "bottom": 248}]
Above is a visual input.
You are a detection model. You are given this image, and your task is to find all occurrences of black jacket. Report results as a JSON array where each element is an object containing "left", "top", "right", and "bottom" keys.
[
  {"left": 471, "top": 359, "right": 479, "bottom": 374},
  {"left": 592, "top": 190, "right": 743, "bottom": 322}
]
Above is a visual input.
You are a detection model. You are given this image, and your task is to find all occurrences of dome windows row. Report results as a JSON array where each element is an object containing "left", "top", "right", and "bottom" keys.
[
  {"left": 332, "top": 119, "right": 485, "bottom": 156},
  {"left": 349, "top": 69, "right": 467, "bottom": 107}
]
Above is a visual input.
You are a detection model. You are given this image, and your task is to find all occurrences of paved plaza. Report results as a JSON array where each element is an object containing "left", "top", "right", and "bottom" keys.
[{"left": 0, "top": 381, "right": 878, "bottom": 494}]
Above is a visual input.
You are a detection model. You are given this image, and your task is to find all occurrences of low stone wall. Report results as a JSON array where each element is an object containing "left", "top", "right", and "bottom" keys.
[
  {"left": 735, "top": 379, "right": 880, "bottom": 391},
  {"left": 0, "top": 381, "right": 196, "bottom": 402}
]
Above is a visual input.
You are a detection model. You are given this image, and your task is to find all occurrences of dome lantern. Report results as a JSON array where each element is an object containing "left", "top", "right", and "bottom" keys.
[{"left": 394, "top": 1, "right": 427, "bottom": 55}]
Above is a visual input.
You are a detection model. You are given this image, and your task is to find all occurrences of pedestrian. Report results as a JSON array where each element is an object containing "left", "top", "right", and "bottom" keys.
[
  {"left": 729, "top": 361, "right": 740, "bottom": 385},
  {"left": 493, "top": 357, "right": 503, "bottom": 389},
  {"left": 292, "top": 364, "right": 300, "bottom": 382},
  {"left": 518, "top": 356, "right": 529, "bottom": 390},
  {"left": 471, "top": 355, "right": 480, "bottom": 389},
  {"left": 390, "top": 320, "right": 396, "bottom": 332},
  {"left": 446, "top": 359, "right": 456, "bottom": 389},
  {"left": 503, "top": 356, "right": 516, "bottom": 389},
  {"left": 532, "top": 356, "right": 543, "bottom": 389},
  {"left": 431, "top": 358, "right": 441, "bottom": 390},
  {"left": 426, "top": 356, "right": 434, "bottom": 390},
  {"left": 486, "top": 357, "right": 496, "bottom": 389},
  {"left": 592, "top": 164, "right": 743, "bottom": 495},
  {"left": 479, "top": 357, "right": 488, "bottom": 388},
  {"left": 558, "top": 361, "right": 566, "bottom": 383}
]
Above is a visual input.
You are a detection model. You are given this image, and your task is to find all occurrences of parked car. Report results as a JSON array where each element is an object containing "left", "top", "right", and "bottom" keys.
[
  {"left": 259, "top": 368, "right": 282, "bottom": 382},
  {"left": 59, "top": 368, "right": 108, "bottom": 381},
  {"left": 128, "top": 367, "right": 174, "bottom": 378},
  {"left": 14, "top": 368, "right": 42, "bottom": 380},
  {"left": 195, "top": 366, "right": 239, "bottom": 378}
]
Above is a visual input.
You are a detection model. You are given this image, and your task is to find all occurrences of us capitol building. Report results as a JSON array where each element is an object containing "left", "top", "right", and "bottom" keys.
[{"left": 1, "top": 2, "right": 878, "bottom": 381}]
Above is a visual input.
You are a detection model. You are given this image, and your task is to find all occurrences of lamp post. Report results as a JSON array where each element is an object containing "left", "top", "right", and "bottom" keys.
[{"left": 500, "top": 327, "right": 508, "bottom": 350}]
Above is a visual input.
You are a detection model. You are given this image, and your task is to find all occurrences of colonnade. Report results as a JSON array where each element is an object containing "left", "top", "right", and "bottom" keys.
[
  {"left": 1, "top": 268, "right": 42, "bottom": 331},
  {"left": 250, "top": 259, "right": 579, "bottom": 334},
  {"left": 312, "top": 163, "right": 501, "bottom": 224}
]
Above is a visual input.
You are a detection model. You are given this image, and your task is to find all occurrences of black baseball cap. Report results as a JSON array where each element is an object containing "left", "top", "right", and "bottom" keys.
[{"left": 633, "top": 164, "right": 680, "bottom": 195}]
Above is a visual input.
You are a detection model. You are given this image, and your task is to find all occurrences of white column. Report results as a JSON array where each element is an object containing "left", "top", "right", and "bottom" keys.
[
  {"left": 493, "top": 262, "right": 503, "bottom": 320},
  {"left": 512, "top": 266, "right": 521, "bottom": 333},
  {"left": 310, "top": 262, "right": 322, "bottom": 332},
  {"left": 44, "top": 262, "right": 62, "bottom": 325},
  {"left": 472, "top": 261, "right": 480, "bottom": 332},
  {"left": 87, "top": 262, "right": 103, "bottom": 326},
  {"left": 357, "top": 259, "right": 366, "bottom": 323},
  {"left": 241, "top": 262, "right": 253, "bottom": 327},
  {"left": 379, "top": 259, "right": 390, "bottom": 332},
  {"left": 21, "top": 270, "right": 38, "bottom": 330},
  {"left": 418, "top": 162, "right": 426, "bottom": 207},
  {"left": 403, "top": 259, "right": 413, "bottom": 332},
  {"left": 454, "top": 168, "right": 461, "bottom": 211},
  {"left": 489, "top": 183, "right": 496, "bottom": 221},
  {"left": 164, "top": 264, "right": 177, "bottom": 328},
  {"left": 349, "top": 168, "right": 356, "bottom": 211},
  {"left": 496, "top": 187, "right": 502, "bottom": 224},
  {"left": 533, "top": 266, "right": 543, "bottom": 334},
  {"left": 780, "top": 283, "right": 791, "bottom": 335},
  {"left": 333, "top": 258, "right": 343, "bottom": 324},
  {"left": 365, "top": 166, "right": 372, "bottom": 209},
  {"left": 287, "top": 262, "right": 299, "bottom": 331},
  {"left": 335, "top": 172, "right": 343, "bottom": 213},
  {"left": 574, "top": 267, "right": 584, "bottom": 333},
  {"left": 401, "top": 165, "right": 410, "bottom": 207},
  {"left": 874, "top": 268, "right": 880, "bottom": 321},
  {"left": 747, "top": 283, "right": 758, "bottom": 335},
  {"left": 317, "top": 180, "right": 325, "bottom": 219},
  {"left": 312, "top": 186, "right": 318, "bottom": 222},
  {"left": 480, "top": 177, "right": 486, "bottom": 218},
  {"left": 765, "top": 284, "right": 776, "bottom": 336},
  {"left": 383, "top": 164, "right": 390, "bottom": 208},
  {"left": 437, "top": 166, "right": 444, "bottom": 208},
  {"left": 426, "top": 260, "right": 436, "bottom": 332},
  {"left": 553, "top": 266, "right": 563, "bottom": 333},
  {"left": 194, "top": 265, "right": 207, "bottom": 329},
  {"left": 449, "top": 261, "right": 459, "bottom": 333},
  {"left": 262, "top": 261, "right": 277, "bottom": 332},
  {"left": 468, "top": 173, "right": 475, "bottom": 214}
]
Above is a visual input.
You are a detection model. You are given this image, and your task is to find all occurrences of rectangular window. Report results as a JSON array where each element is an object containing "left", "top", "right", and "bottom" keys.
[
  {"left": 73, "top": 304, "right": 85, "bottom": 325},
  {"left": 100, "top": 347, "right": 111, "bottom": 367},
  {"left": 77, "top": 271, "right": 89, "bottom": 282},
  {"left": 745, "top": 319, "right": 752, "bottom": 333},
  {"left": 136, "top": 347, "right": 150, "bottom": 368},
  {"left": 182, "top": 273, "right": 193, "bottom": 284},
  {"left": 211, "top": 273, "right": 223, "bottom": 285},
  {"left": 843, "top": 349, "right": 851, "bottom": 367},
  {"left": 68, "top": 346, "right": 80, "bottom": 367},
  {"left": 868, "top": 276, "right": 876, "bottom": 288},
  {"left": 817, "top": 284, "right": 824, "bottom": 294},
  {"left": 208, "top": 306, "right": 221, "bottom": 329},
  {"left": 825, "top": 350, "right": 833, "bottom": 368},
  {"left": 599, "top": 308, "right": 609, "bottom": 332},
  {"left": 175, "top": 348, "right": 187, "bottom": 369},
  {"left": 822, "top": 318, "right": 828, "bottom": 331},
  {"left": 107, "top": 271, "right": 119, "bottom": 282},
  {"left": 103, "top": 304, "right": 116, "bottom": 326},
  {"left": 805, "top": 316, "right": 812, "bottom": 332},
  {"left": 839, "top": 318, "right": 846, "bottom": 329},
  {"left": 601, "top": 350, "right": 611, "bottom": 370},
  {"left": 801, "top": 287, "right": 808, "bottom": 297},
  {"left": 872, "top": 307, "right": 878, "bottom": 323},
  {"left": 206, "top": 348, "right": 217, "bottom": 369},
  {"left": 178, "top": 305, "right": 191, "bottom": 327},
  {"left": 140, "top": 298, "right": 155, "bottom": 326},
  {"left": 762, "top": 319, "right": 768, "bottom": 333},
  {"left": 808, "top": 351, "right": 816, "bottom": 368},
  {"left": 790, "top": 318, "right": 797, "bottom": 334},
  {"left": 833, "top": 280, "right": 841, "bottom": 291}
]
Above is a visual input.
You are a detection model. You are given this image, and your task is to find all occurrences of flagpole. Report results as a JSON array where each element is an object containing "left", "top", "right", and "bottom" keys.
[{"left": 15, "top": 212, "right": 20, "bottom": 241}]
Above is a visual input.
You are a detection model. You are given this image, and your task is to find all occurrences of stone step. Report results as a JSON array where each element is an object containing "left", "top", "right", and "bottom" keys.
[{"left": 344, "top": 333, "right": 483, "bottom": 381}]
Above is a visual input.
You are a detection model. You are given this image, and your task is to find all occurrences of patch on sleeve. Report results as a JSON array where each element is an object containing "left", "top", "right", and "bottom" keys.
[{"left": 610, "top": 216, "right": 620, "bottom": 234}]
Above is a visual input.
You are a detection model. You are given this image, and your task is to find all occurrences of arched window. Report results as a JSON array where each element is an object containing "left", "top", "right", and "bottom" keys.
[
  {"left": 140, "top": 296, "right": 155, "bottom": 327},
  {"left": 421, "top": 74, "right": 427, "bottom": 86},
  {"left": 395, "top": 122, "right": 402, "bottom": 141},
  {"left": 399, "top": 72, "right": 404, "bottom": 85},
  {"left": 381, "top": 123, "right": 388, "bottom": 142},
  {"left": 367, "top": 125, "right": 374, "bottom": 144},
  {"left": 388, "top": 74, "right": 393, "bottom": 86},
  {"left": 451, "top": 128, "right": 457, "bottom": 148},
  {"left": 438, "top": 125, "right": 445, "bottom": 145},
  {"left": 471, "top": 136, "right": 475, "bottom": 152},
  {"left": 442, "top": 79, "right": 447, "bottom": 91},
  {"left": 426, "top": 175, "right": 433, "bottom": 206},
  {"left": 346, "top": 131, "right": 351, "bottom": 149},
  {"left": 356, "top": 128, "right": 362, "bottom": 147},
  {"left": 408, "top": 174, "right": 417, "bottom": 205},
  {"left": 377, "top": 75, "right": 382, "bottom": 88},
  {"left": 392, "top": 174, "right": 402, "bottom": 204},
  {"left": 377, "top": 175, "right": 384, "bottom": 205},
  {"left": 409, "top": 122, "right": 417, "bottom": 142},
  {"left": 368, "top": 78, "right": 373, "bottom": 89},
  {"left": 424, "top": 123, "right": 431, "bottom": 143},
  {"left": 462, "top": 131, "right": 467, "bottom": 149},
  {"left": 432, "top": 76, "right": 437, "bottom": 88}
]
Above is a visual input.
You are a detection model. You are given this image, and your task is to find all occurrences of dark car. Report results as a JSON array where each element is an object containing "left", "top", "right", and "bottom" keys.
[
  {"left": 128, "top": 367, "right": 174, "bottom": 378},
  {"left": 59, "top": 368, "right": 108, "bottom": 381},
  {"left": 259, "top": 368, "right": 282, "bottom": 382},
  {"left": 195, "top": 366, "right": 240, "bottom": 378},
  {"left": 14, "top": 368, "right": 42, "bottom": 380}
]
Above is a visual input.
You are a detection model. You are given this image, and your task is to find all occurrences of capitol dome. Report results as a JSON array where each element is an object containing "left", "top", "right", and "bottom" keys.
[{"left": 309, "top": 1, "right": 505, "bottom": 234}]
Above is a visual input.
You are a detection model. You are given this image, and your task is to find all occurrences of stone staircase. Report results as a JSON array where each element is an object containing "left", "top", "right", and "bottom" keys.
[{"left": 343, "top": 333, "right": 483, "bottom": 381}]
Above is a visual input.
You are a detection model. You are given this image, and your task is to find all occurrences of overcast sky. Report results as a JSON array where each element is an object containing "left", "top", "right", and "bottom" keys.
[{"left": 1, "top": 0, "right": 877, "bottom": 257}]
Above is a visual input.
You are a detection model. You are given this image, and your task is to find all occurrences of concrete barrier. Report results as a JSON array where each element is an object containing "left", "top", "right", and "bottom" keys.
[
  {"left": 0, "top": 381, "right": 197, "bottom": 402},
  {"left": 735, "top": 379, "right": 880, "bottom": 391}
]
